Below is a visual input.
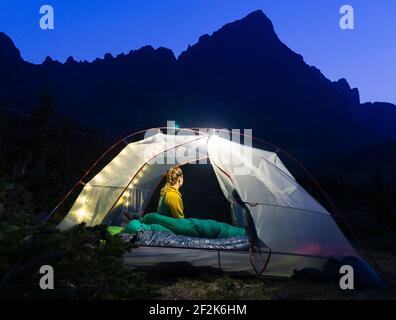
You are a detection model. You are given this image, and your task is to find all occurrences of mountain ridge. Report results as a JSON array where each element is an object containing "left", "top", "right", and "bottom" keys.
[{"left": 0, "top": 10, "right": 395, "bottom": 162}]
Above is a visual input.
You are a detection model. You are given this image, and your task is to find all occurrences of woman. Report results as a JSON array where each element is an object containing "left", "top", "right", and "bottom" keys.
[
  {"left": 157, "top": 167, "right": 185, "bottom": 218},
  {"left": 124, "top": 167, "right": 246, "bottom": 239}
]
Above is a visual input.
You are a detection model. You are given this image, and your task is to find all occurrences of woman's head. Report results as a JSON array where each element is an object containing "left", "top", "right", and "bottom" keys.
[{"left": 165, "top": 167, "right": 183, "bottom": 188}]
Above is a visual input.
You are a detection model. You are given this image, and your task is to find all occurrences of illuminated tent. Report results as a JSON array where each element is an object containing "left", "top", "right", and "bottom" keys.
[{"left": 56, "top": 129, "right": 385, "bottom": 286}]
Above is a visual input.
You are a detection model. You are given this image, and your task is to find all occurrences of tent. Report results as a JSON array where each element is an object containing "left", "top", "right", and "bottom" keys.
[{"left": 55, "top": 128, "right": 385, "bottom": 287}]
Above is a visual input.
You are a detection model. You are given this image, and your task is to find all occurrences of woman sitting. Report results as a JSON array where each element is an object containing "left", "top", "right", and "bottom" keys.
[
  {"left": 124, "top": 167, "right": 246, "bottom": 239},
  {"left": 157, "top": 166, "right": 185, "bottom": 218}
]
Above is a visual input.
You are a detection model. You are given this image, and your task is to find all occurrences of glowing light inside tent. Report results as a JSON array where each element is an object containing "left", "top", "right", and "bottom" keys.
[
  {"left": 119, "top": 148, "right": 128, "bottom": 157},
  {"left": 123, "top": 187, "right": 131, "bottom": 208},
  {"left": 78, "top": 196, "right": 87, "bottom": 204},
  {"left": 136, "top": 171, "right": 144, "bottom": 179},
  {"left": 77, "top": 208, "right": 86, "bottom": 222},
  {"left": 103, "top": 166, "right": 112, "bottom": 173},
  {"left": 94, "top": 174, "right": 104, "bottom": 184},
  {"left": 74, "top": 190, "right": 90, "bottom": 223}
]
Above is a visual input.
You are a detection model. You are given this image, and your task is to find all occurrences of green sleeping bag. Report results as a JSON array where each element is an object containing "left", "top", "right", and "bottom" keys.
[
  {"left": 108, "top": 213, "right": 246, "bottom": 239},
  {"left": 138, "top": 212, "right": 246, "bottom": 239},
  {"left": 190, "top": 218, "right": 246, "bottom": 238},
  {"left": 141, "top": 213, "right": 199, "bottom": 237},
  {"left": 124, "top": 219, "right": 175, "bottom": 234}
]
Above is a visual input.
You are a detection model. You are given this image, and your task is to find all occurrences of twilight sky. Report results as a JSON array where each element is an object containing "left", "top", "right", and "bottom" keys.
[{"left": 0, "top": 0, "right": 395, "bottom": 104}]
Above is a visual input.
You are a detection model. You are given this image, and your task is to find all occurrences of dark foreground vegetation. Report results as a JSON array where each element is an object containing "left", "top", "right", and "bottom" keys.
[
  {"left": 0, "top": 221, "right": 158, "bottom": 299},
  {"left": 1, "top": 95, "right": 396, "bottom": 299},
  {"left": 1, "top": 217, "right": 395, "bottom": 300}
]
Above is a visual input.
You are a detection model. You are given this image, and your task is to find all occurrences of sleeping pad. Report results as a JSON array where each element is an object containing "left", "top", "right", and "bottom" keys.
[{"left": 124, "top": 212, "right": 246, "bottom": 239}]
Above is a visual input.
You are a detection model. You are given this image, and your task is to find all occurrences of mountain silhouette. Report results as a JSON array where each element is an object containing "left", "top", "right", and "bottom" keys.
[
  {"left": 0, "top": 10, "right": 395, "bottom": 163},
  {"left": 0, "top": 32, "right": 21, "bottom": 60}
]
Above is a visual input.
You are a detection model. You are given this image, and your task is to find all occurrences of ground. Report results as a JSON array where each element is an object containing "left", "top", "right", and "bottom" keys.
[{"left": 144, "top": 248, "right": 396, "bottom": 300}]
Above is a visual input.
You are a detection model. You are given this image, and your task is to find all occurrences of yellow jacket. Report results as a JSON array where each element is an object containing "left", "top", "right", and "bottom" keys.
[{"left": 157, "top": 185, "right": 184, "bottom": 219}]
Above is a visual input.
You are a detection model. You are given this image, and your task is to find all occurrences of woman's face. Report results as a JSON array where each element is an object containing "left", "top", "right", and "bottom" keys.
[{"left": 178, "top": 175, "right": 184, "bottom": 187}]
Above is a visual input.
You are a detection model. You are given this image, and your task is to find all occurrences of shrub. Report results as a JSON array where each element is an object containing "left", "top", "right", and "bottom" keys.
[{"left": 0, "top": 222, "right": 159, "bottom": 299}]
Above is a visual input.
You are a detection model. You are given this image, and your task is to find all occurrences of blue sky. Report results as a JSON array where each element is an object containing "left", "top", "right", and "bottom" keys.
[{"left": 0, "top": 0, "right": 395, "bottom": 104}]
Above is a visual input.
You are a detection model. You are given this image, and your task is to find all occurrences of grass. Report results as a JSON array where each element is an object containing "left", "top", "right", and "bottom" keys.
[
  {"left": 143, "top": 247, "right": 396, "bottom": 300},
  {"left": 151, "top": 274, "right": 395, "bottom": 300}
]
